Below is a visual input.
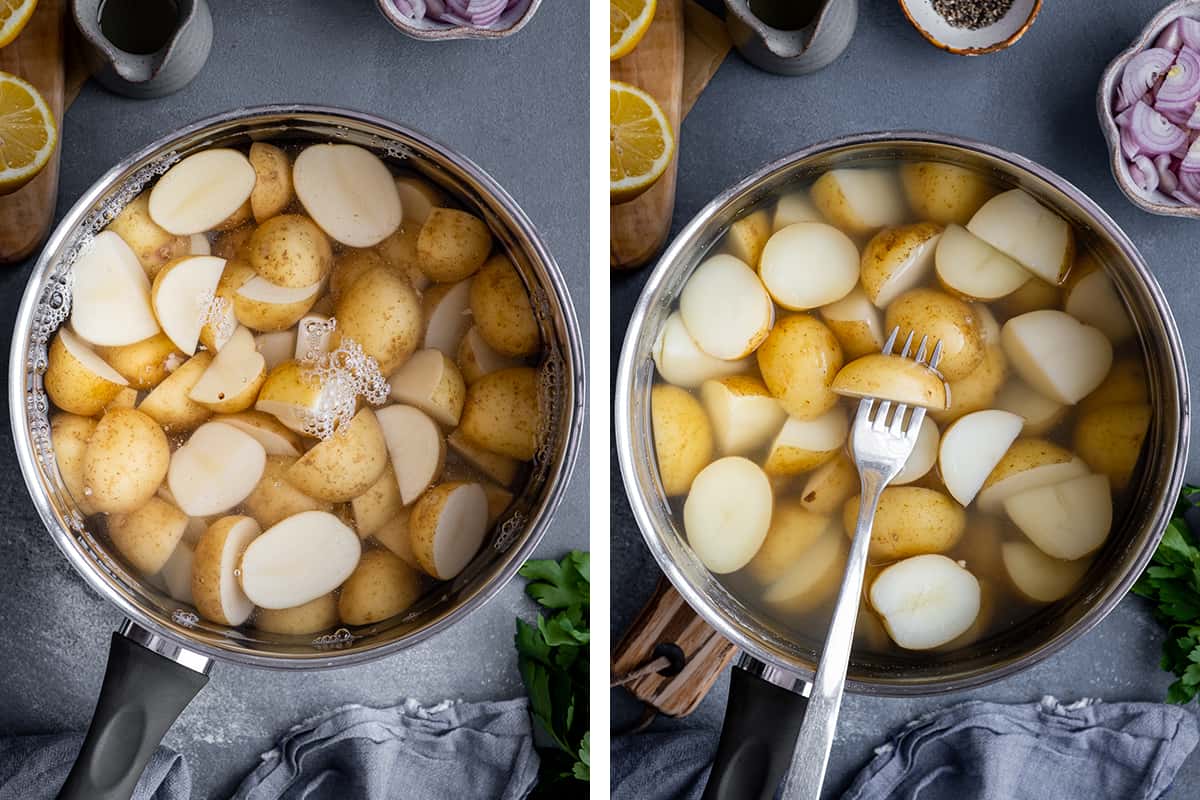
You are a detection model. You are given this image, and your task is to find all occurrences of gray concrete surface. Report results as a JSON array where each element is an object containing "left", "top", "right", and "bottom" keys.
[
  {"left": 0, "top": 2, "right": 587, "bottom": 798},
  {"left": 611, "top": 0, "right": 1200, "bottom": 796}
]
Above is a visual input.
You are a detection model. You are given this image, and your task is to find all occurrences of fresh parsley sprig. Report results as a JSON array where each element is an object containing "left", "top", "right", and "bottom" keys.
[
  {"left": 515, "top": 551, "right": 590, "bottom": 793},
  {"left": 1132, "top": 485, "right": 1200, "bottom": 703}
]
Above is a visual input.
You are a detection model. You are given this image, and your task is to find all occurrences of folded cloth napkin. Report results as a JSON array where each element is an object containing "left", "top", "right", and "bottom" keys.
[
  {"left": 843, "top": 696, "right": 1199, "bottom": 800},
  {"left": 0, "top": 733, "right": 190, "bottom": 800},
  {"left": 230, "top": 698, "right": 539, "bottom": 800},
  {"left": 611, "top": 723, "right": 714, "bottom": 800}
]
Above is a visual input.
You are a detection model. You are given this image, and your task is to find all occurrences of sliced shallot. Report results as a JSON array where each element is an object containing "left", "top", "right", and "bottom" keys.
[{"left": 1118, "top": 47, "right": 1175, "bottom": 111}]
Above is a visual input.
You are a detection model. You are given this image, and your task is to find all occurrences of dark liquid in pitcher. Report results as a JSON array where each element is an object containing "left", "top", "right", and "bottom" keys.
[
  {"left": 747, "top": 0, "right": 821, "bottom": 30},
  {"left": 99, "top": 0, "right": 180, "bottom": 55}
]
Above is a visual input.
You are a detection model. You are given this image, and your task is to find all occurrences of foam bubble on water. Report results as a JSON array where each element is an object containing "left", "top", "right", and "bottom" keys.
[
  {"left": 312, "top": 627, "right": 356, "bottom": 648},
  {"left": 298, "top": 335, "right": 389, "bottom": 440},
  {"left": 197, "top": 290, "right": 234, "bottom": 345},
  {"left": 493, "top": 511, "right": 527, "bottom": 553},
  {"left": 172, "top": 609, "right": 200, "bottom": 628},
  {"left": 298, "top": 316, "right": 337, "bottom": 362}
]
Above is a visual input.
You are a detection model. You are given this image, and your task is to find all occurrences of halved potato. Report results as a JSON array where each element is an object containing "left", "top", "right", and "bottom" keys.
[
  {"left": 188, "top": 326, "right": 266, "bottom": 413},
  {"left": 287, "top": 408, "right": 389, "bottom": 502},
  {"left": 256, "top": 593, "right": 339, "bottom": 635},
  {"left": 458, "top": 326, "right": 521, "bottom": 385},
  {"left": 108, "top": 496, "right": 189, "bottom": 575},
  {"left": 831, "top": 352, "right": 949, "bottom": 410},
  {"left": 799, "top": 452, "right": 859, "bottom": 514},
  {"left": 993, "top": 379, "right": 1067, "bottom": 437},
  {"left": 447, "top": 429, "right": 521, "bottom": 487},
  {"left": 723, "top": 209, "right": 771, "bottom": 267},
  {"left": 680, "top": 254, "right": 774, "bottom": 360},
  {"left": 1003, "top": 473, "right": 1112, "bottom": 560},
  {"left": 1062, "top": 256, "right": 1133, "bottom": 344},
  {"left": 934, "top": 224, "right": 1029, "bottom": 301},
  {"left": 883, "top": 288, "right": 984, "bottom": 381},
  {"left": 409, "top": 482, "right": 489, "bottom": 580},
  {"left": 756, "top": 314, "right": 844, "bottom": 420},
  {"left": 1000, "top": 310, "right": 1112, "bottom": 404},
  {"left": 966, "top": 189, "right": 1074, "bottom": 285},
  {"left": 762, "top": 528, "right": 846, "bottom": 614},
  {"left": 819, "top": 287, "right": 884, "bottom": 359},
  {"left": 293, "top": 144, "right": 402, "bottom": 247},
  {"left": 51, "top": 413, "right": 98, "bottom": 514},
  {"left": 937, "top": 410, "right": 1023, "bottom": 507},
  {"left": 459, "top": 367, "right": 541, "bottom": 461},
  {"left": 248, "top": 142, "right": 293, "bottom": 223},
  {"left": 470, "top": 255, "right": 540, "bottom": 358},
  {"left": 810, "top": 168, "right": 906, "bottom": 235},
  {"left": 683, "top": 457, "right": 773, "bottom": 574},
  {"left": 764, "top": 408, "right": 848, "bottom": 476},
  {"left": 843, "top": 486, "right": 965, "bottom": 560},
  {"left": 745, "top": 501, "right": 831, "bottom": 585},
  {"left": 653, "top": 311, "right": 749, "bottom": 389},
  {"left": 351, "top": 465, "right": 404, "bottom": 538},
  {"left": 235, "top": 274, "right": 322, "bottom": 336},
  {"left": 1002, "top": 540, "right": 1090, "bottom": 603},
  {"left": 772, "top": 191, "right": 821, "bottom": 230},
  {"left": 69, "top": 231, "right": 161, "bottom": 347},
  {"left": 148, "top": 149, "right": 257, "bottom": 235},
  {"left": 168, "top": 421, "right": 267, "bottom": 517},
  {"left": 995, "top": 277, "right": 1060, "bottom": 318},
  {"left": 700, "top": 375, "right": 785, "bottom": 456},
  {"left": 870, "top": 554, "right": 980, "bottom": 650},
  {"left": 417, "top": 208, "right": 492, "bottom": 282},
  {"left": 860, "top": 223, "right": 941, "bottom": 309},
  {"left": 376, "top": 405, "right": 446, "bottom": 505},
  {"left": 192, "top": 515, "right": 260, "bottom": 626},
  {"left": 333, "top": 266, "right": 422, "bottom": 374},
  {"left": 899, "top": 161, "right": 994, "bottom": 225},
  {"left": 652, "top": 384, "right": 714, "bottom": 496},
  {"left": 976, "top": 438, "right": 1087, "bottom": 514},
  {"left": 893, "top": 416, "right": 939, "bottom": 485},
  {"left": 45, "top": 328, "right": 128, "bottom": 416},
  {"left": 929, "top": 345, "right": 1007, "bottom": 426},
  {"left": 138, "top": 352, "right": 214, "bottom": 432},
  {"left": 150, "top": 255, "right": 227, "bottom": 355},
  {"left": 1077, "top": 358, "right": 1148, "bottom": 416},
  {"left": 759, "top": 222, "right": 859, "bottom": 310},
  {"left": 423, "top": 278, "right": 474, "bottom": 357},
  {"left": 243, "top": 455, "right": 331, "bottom": 529},
  {"left": 96, "top": 332, "right": 183, "bottom": 391},
  {"left": 372, "top": 508, "right": 417, "bottom": 568},
  {"left": 84, "top": 408, "right": 170, "bottom": 514},
  {"left": 239, "top": 510, "right": 362, "bottom": 608},
  {"left": 246, "top": 214, "right": 333, "bottom": 289},
  {"left": 1073, "top": 403, "right": 1150, "bottom": 490},
  {"left": 107, "top": 192, "right": 191, "bottom": 276},
  {"left": 338, "top": 548, "right": 423, "bottom": 626},
  {"left": 388, "top": 349, "right": 466, "bottom": 427},
  {"left": 395, "top": 174, "right": 447, "bottom": 227}
]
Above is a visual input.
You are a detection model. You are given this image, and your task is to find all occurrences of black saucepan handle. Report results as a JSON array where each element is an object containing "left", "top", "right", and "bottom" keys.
[
  {"left": 701, "top": 658, "right": 811, "bottom": 800},
  {"left": 56, "top": 630, "right": 210, "bottom": 800}
]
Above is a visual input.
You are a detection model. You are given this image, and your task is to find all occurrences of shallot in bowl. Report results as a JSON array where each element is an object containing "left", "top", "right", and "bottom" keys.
[{"left": 377, "top": 0, "right": 539, "bottom": 40}]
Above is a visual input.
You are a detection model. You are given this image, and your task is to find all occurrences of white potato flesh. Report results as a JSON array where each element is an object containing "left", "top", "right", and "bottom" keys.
[
  {"left": 966, "top": 189, "right": 1072, "bottom": 285},
  {"left": 869, "top": 554, "right": 981, "bottom": 650},
  {"left": 423, "top": 279, "right": 474, "bottom": 356},
  {"left": 1063, "top": 269, "right": 1133, "bottom": 344},
  {"left": 395, "top": 176, "right": 443, "bottom": 228},
  {"left": 295, "top": 314, "right": 334, "bottom": 360},
  {"left": 935, "top": 224, "right": 1030, "bottom": 300},
  {"left": 159, "top": 542, "right": 195, "bottom": 604},
  {"left": 762, "top": 528, "right": 846, "bottom": 611},
  {"left": 236, "top": 276, "right": 322, "bottom": 304},
  {"left": 772, "top": 191, "right": 822, "bottom": 230},
  {"left": 293, "top": 144, "right": 403, "bottom": 247},
  {"left": 255, "top": 331, "right": 296, "bottom": 371},
  {"left": 188, "top": 327, "right": 265, "bottom": 407},
  {"left": 148, "top": 149, "right": 257, "bottom": 235},
  {"left": 683, "top": 457, "right": 773, "bottom": 574},
  {"left": 992, "top": 379, "right": 1067, "bottom": 438},
  {"left": 376, "top": 404, "right": 445, "bottom": 505},
  {"left": 679, "top": 254, "right": 774, "bottom": 360},
  {"left": 447, "top": 429, "right": 520, "bottom": 487},
  {"left": 415, "top": 483, "right": 489, "bottom": 580},
  {"left": 811, "top": 169, "right": 907, "bottom": 234},
  {"left": 972, "top": 303, "right": 1001, "bottom": 345},
  {"left": 389, "top": 349, "right": 465, "bottom": 427},
  {"left": 765, "top": 408, "right": 849, "bottom": 474},
  {"left": 215, "top": 411, "right": 302, "bottom": 457},
  {"left": 700, "top": 377, "right": 787, "bottom": 456},
  {"left": 70, "top": 231, "right": 161, "bottom": 347},
  {"left": 1002, "top": 541, "right": 1090, "bottom": 603},
  {"left": 152, "top": 256, "right": 227, "bottom": 355},
  {"left": 1000, "top": 310, "right": 1112, "bottom": 404},
  {"left": 819, "top": 287, "right": 884, "bottom": 355},
  {"left": 1004, "top": 473, "right": 1112, "bottom": 560},
  {"left": 938, "top": 410, "right": 1024, "bottom": 507},
  {"left": 60, "top": 327, "right": 129, "bottom": 386},
  {"left": 197, "top": 516, "right": 259, "bottom": 625},
  {"left": 239, "top": 510, "right": 362, "bottom": 609},
  {"left": 976, "top": 457, "right": 1088, "bottom": 514},
  {"left": 759, "top": 223, "right": 860, "bottom": 310},
  {"left": 653, "top": 312, "right": 749, "bottom": 389},
  {"left": 458, "top": 327, "right": 520, "bottom": 383},
  {"left": 893, "top": 416, "right": 939, "bottom": 485},
  {"left": 168, "top": 421, "right": 267, "bottom": 516}
]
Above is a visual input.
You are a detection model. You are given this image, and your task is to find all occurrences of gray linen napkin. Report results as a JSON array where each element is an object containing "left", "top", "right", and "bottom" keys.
[
  {"left": 0, "top": 733, "right": 190, "bottom": 800},
  {"left": 230, "top": 699, "right": 540, "bottom": 800}
]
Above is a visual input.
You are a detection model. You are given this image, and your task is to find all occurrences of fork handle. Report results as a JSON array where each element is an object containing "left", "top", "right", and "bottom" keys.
[{"left": 778, "top": 469, "right": 886, "bottom": 800}]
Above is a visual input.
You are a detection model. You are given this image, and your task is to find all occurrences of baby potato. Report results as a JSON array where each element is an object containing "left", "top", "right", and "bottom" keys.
[
  {"left": 746, "top": 501, "right": 831, "bottom": 584},
  {"left": 884, "top": 288, "right": 984, "bottom": 381},
  {"left": 843, "top": 486, "right": 965, "bottom": 561},
  {"left": 967, "top": 189, "right": 1074, "bottom": 286},
  {"left": 338, "top": 548, "right": 424, "bottom": 626},
  {"left": 819, "top": 287, "right": 884, "bottom": 359},
  {"left": 652, "top": 384, "right": 714, "bottom": 496},
  {"left": 684, "top": 457, "right": 774, "bottom": 574},
  {"left": 459, "top": 367, "right": 542, "bottom": 461},
  {"left": 724, "top": 210, "right": 772, "bottom": 267},
  {"left": 860, "top": 223, "right": 942, "bottom": 309},
  {"left": 351, "top": 465, "right": 404, "bottom": 538},
  {"left": 470, "top": 255, "right": 541, "bottom": 358},
  {"left": 395, "top": 174, "right": 448, "bottom": 228},
  {"left": 248, "top": 142, "right": 293, "bottom": 223},
  {"left": 409, "top": 482, "right": 489, "bottom": 579},
  {"left": 759, "top": 222, "right": 860, "bottom": 310},
  {"left": 899, "top": 162, "right": 994, "bottom": 226},
  {"left": 376, "top": 224, "right": 431, "bottom": 291},
  {"left": 247, "top": 214, "right": 333, "bottom": 289},
  {"left": 255, "top": 593, "right": 338, "bottom": 635},
  {"left": 329, "top": 248, "right": 388, "bottom": 302},
  {"left": 107, "top": 192, "right": 190, "bottom": 277},
  {"left": 44, "top": 329, "right": 129, "bottom": 416},
  {"left": 84, "top": 408, "right": 170, "bottom": 514},
  {"left": 831, "top": 352, "right": 949, "bottom": 410},
  {"left": 994, "top": 277, "right": 1060, "bottom": 318},
  {"left": 810, "top": 168, "right": 906, "bottom": 236},
  {"left": 764, "top": 408, "right": 848, "bottom": 476},
  {"left": 772, "top": 191, "right": 821, "bottom": 230},
  {"left": 1077, "top": 358, "right": 1147, "bottom": 416},
  {"left": 930, "top": 345, "right": 1007, "bottom": 426},
  {"left": 976, "top": 438, "right": 1086, "bottom": 514},
  {"left": 680, "top": 254, "right": 775, "bottom": 360},
  {"left": 418, "top": 208, "right": 493, "bottom": 282},
  {"left": 1073, "top": 403, "right": 1151, "bottom": 490},
  {"left": 107, "top": 496, "right": 189, "bottom": 575},
  {"left": 243, "top": 455, "right": 332, "bottom": 529},
  {"left": 51, "top": 413, "right": 98, "bottom": 515},
  {"left": 798, "top": 452, "right": 858, "bottom": 514},
  {"left": 993, "top": 378, "right": 1067, "bottom": 437},
  {"left": 287, "top": 408, "right": 389, "bottom": 502},
  {"left": 96, "top": 332, "right": 184, "bottom": 391},
  {"left": 333, "top": 266, "right": 422, "bottom": 374},
  {"left": 138, "top": 352, "right": 214, "bottom": 432},
  {"left": 653, "top": 311, "right": 751, "bottom": 389},
  {"left": 700, "top": 375, "right": 786, "bottom": 456},
  {"left": 762, "top": 529, "right": 846, "bottom": 614},
  {"left": 192, "top": 515, "right": 260, "bottom": 626},
  {"left": 458, "top": 327, "right": 521, "bottom": 385},
  {"left": 756, "top": 314, "right": 844, "bottom": 420}
]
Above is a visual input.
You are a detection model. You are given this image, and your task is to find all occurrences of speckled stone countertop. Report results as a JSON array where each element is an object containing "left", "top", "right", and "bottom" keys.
[{"left": 0, "top": 2, "right": 587, "bottom": 797}]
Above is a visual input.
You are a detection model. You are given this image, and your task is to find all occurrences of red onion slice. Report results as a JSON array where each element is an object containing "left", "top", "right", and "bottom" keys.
[
  {"left": 1157, "top": 18, "right": 1184, "bottom": 51},
  {"left": 1127, "top": 100, "right": 1188, "bottom": 155},
  {"left": 1129, "top": 154, "right": 1160, "bottom": 193},
  {"left": 1181, "top": 16, "right": 1200, "bottom": 50},
  {"left": 1118, "top": 47, "right": 1176, "bottom": 111},
  {"left": 1156, "top": 153, "right": 1180, "bottom": 193},
  {"left": 392, "top": 0, "right": 517, "bottom": 28},
  {"left": 1177, "top": 167, "right": 1200, "bottom": 201},
  {"left": 1155, "top": 47, "right": 1200, "bottom": 122}
]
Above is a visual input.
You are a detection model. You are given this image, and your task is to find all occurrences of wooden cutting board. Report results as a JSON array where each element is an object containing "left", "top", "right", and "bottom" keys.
[{"left": 0, "top": 0, "right": 67, "bottom": 265}]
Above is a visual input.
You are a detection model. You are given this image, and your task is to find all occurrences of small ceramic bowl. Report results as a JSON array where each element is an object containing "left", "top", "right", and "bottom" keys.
[
  {"left": 1098, "top": 1, "right": 1200, "bottom": 219},
  {"left": 898, "top": 0, "right": 1041, "bottom": 55},
  {"left": 376, "top": 0, "right": 540, "bottom": 40}
]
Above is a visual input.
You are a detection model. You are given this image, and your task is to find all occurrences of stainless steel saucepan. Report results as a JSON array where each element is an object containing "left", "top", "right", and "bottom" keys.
[
  {"left": 10, "top": 105, "right": 585, "bottom": 800},
  {"left": 614, "top": 132, "right": 1189, "bottom": 799}
]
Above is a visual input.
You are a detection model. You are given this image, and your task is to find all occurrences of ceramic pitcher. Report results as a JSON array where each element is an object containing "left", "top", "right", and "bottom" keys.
[{"left": 724, "top": 0, "right": 858, "bottom": 76}]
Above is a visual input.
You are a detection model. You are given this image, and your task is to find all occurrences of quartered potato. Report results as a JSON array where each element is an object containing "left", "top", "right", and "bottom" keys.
[
  {"left": 893, "top": 416, "right": 939, "bottom": 485},
  {"left": 771, "top": 191, "right": 821, "bottom": 230},
  {"left": 798, "top": 452, "right": 859, "bottom": 514},
  {"left": 1073, "top": 403, "right": 1150, "bottom": 490},
  {"left": 339, "top": 549, "right": 423, "bottom": 626},
  {"left": 1000, "top": 310, "right": 1112, "bottom": 404},
  {"left": 376, "top": 405, "right": 446, "bottom": 505},
  {"left": 1002, "top": 541, "right": 1090, "bottom": 603},
  {"left": 700, "top": 375, "right": 785, "bottom": 457},
  {"left": 293, "top": 144, "right": 402, "bottom": 247},
  {"left": 470, "top": 254, "right": 541, "bottom": 358},
  {"left": 332, "top": 266, "right": 422, "bottom": 374},
  {"left": 762, "top": 528, "right": 846, "bottom": 614},
  {"left": 831, "top": 352, "right": 949, "bottom": 410},
  {"left": 764, "top": 408, "right": 848, "bottom": 476},
  {"left": 899, "top": 161, "right": 994, "bottom": 225},
  {"left": 108, "top": 496, "right": 189, "bottom": 576},
  {"left": 724, "top": 210, "right": 771, "bottom": 267},
  {"left": 51, "top": 413, "right": 98, "bottom": 514},
  {"left": 151, "top": 255, "right": 227, "bottom": 355},
  {"left": 819, "top": 287, "right": 884, "bottom": 359},
  {"left": 937, "top": 410, "right": 1023, "bottom": 507},
  {"left": 409, "top": 482, "right": 489, "bottom": 580},
  {"left": 247, "top": 214, "right": 333, "bottom": 289},
  {"left": 654, "top": 311, "right": 750, "bottom": 389},
  {"left": 70, "top": 231, "right": 161, "bottom": 347},
  {"left": 810, "top": 168, "right": 906, "bottom": 235},
  {"left": 149, "top": 149, "right": 257, "bottom": 235},
  {"left": 993, "top": 379, "right": 1067, "bottom": 437},
  {"left": 389, "top": 349, "right": 466, "bottom": 427},
  {"left": 652, "top": 384, "right": 714, "bottom": 496},
  {"left": 107, "top": 192, "right": 190, "bottom": 276},
  {"left": 84, "top": 408, "right": 170, "bottom": 514},
  {"left": 680, "top": 254, "right": 775, "bottom": 360},
  {"left": 1004, "top": 473, "right": 1112, "bottom": 560},
  {"left": 188, "top": 326, "right": 266, "bottom": 413},
  {"left": 860, "top": 223, "right": 941, "bottom": 309},
  {"left": 247, "top": 142, "right": 293, "bottom": 223},
  {"left": 756, "top": 314, "right": 843, "bottom": 420},
  {"left": 1062, "top": 255, "right": 1133, "bottom": 344},
  {"left": 967, "top": 189, "right": 1074, "bottom": 286},
  {"left": 138, "top": 352, "right": 214, "bottom": 432},
  {"left": 96, "top": 332, "right": 183, "bottom": 392},
  {"left": 168, "top": 421, "right": 267, "bottom": 517},
  {"left": 976, "top": 438, "right": 1087, "bottom": 514},
  {"left": 459, "top": 367, "right": 542, "bottom": 461},
  {"left": 243, "top": 455, "right": 331, "bottom": 529},
  {"left": 759, "top": 222, "right": 860, "bottom": 310},
  {"left": 418, "top": 208, "right": 493, "bottom": 282},
  {"left": 287, "top": 408, "right": 389, "bottom": 502},
  {"left": 239, "top": 511, "right": 362, "bottom": 609},
  {"left": 934, "top": 224, "right": 1029, "bottom": 301},
  {"left": 843, "top": 487, "right": 965, "bottom": 561},
  {"left": 458, "top": 327, "right": 521, "bottom": 385},
  {"left": 423, "top": 279, "right": 474, "bottom": 357},
  {"left": 930, "top": 345, "right": 1006, "bottom": 426},
  {"left": 684, "top": 457, "right": 773, "bottom": 574},
  {"left": 44, "top": 328, "right": 129, "bottom": 416},
  {"left": 870, "top": 554, "right": 981, "bottom": 650},
  {"left": 746, "top": 501, "right": 832, "bottom": 584},
  {"left": 192, "top": 515, "right": 260, "bottom": 626},
  {"left": 883, "top": 288, "right": 983, "bottom": 381}
]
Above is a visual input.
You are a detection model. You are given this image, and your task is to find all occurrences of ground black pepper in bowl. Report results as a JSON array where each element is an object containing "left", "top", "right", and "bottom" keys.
[{"left": 931, "top": 0, "right": 1015, "bottom": 30}]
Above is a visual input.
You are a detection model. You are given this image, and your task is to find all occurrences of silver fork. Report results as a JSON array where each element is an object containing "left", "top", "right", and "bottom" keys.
[{"left": 779, "top": 327, "right": 943, "bottom": 800}]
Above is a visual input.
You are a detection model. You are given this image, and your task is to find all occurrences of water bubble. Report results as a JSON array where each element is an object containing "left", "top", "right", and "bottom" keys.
[
  {"left": 172, "top": 609, "right": 199, "bottom": 628},
  {"left": 298, "top": 334, "right": 390, "bottom": 440}
]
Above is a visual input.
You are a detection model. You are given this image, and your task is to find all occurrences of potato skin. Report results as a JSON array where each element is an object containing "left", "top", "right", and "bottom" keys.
[
  {"left": 417, "top": 208, "right": 492, "bottom": 282},
  {"left": 44, "top": 332, "right": 125, "bottom": 416},
  {"left": 248, "top": 142, "right": 294, "bottom": 223},
  {"left": 899, "top": 162, "right": 993, "bottom": 226},
  {"left": 337, "top": 548, "right": 423, "bottom": 626},
  {"left": 138, "top": 352, "right": 214, "bottom": 432},
  {"left": 286, "top": 408, "right": 389, "bottom": 502},
  {"left": 107, "top": 192, "right": 190, "bottom": 277},
  {"left": 1073, "top": 403, "right": 1151, "bottom": 490},
  {"left": 97, "top": 333, "right": 184, "bottom": 391},
  {"left": 884, "top": 288, "right": 984, "bottom": 381},
  {"left": 107, "top": 496, "right": 188, "bottom": 575},
  {"left": 351, "top": 464, "right": 404, "bottom": 537},
  {"left": 247, "top": 214, "right": 333, "bottom": 288},
  {"left": 756, "top": 314, "right": 844, "bottom": 420},
  {"left": 191, "top": 515, "right": 257, "bottom": 626},
  {"left": 843, "top": 487, "right": 965, "bottom": 561},
  {"left": 51, "top": 413, "right": 98, "bottom": 515},
  {"left": 1077, "top": 358, "right": 1147, "bottom": 416},
  {"left": 651, "top": 384, "right": 714, "bottom": 496},
  {"left": 329, "top": 248, "right": 388, "bottom": 302},
  {"left": 798, "top": 452, "right": 858, "bottom": 514},
  {"left": 244, "top": 455, "right": 332, "bottom": 528},
  {"left": 408, "top": 481, "right": 481, "bottom": 579},
  {"left": 859, "top": 222, "right": 942, "bottom": 306},
  {"left": 333, "top": 266, "right": 422, "bottom": 374},
  {"left": 255, "top": 593, "right": 338, "bottom": 635},
  {"left": 459, "top": 367, "right": 542, "bottom": 461},
  {"left": 469, "top": 255, "right": 540, "bottom": 358},
  {"left": 930, "top": 345, "right": 1007, "bottom": 425},
  {"left": 84, "top": 408, "right": 170, "bottom": 514},
  {"left": 746, "top": 501, "right": 829, "bottom": 585}
]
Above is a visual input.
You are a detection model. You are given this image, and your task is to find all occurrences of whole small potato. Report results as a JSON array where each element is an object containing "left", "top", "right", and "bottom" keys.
[
  {"left": 930, "top": 345, "right": 1007, "bottom": 425},
  {"left": 329, "top": 248, "right": 388, "bottom": 302},
  {"left": 84, "top": 408, "right": 170, "bottom": 514},
  {"left": 138, "top": 352, "right": 214, "bottom": 432},
  {"left": 417, "top": 208, "right": 492, "bottom": 282},
  {"left": 244, "top": 455, "right": 332, "bottom": 528},
  {"left": 1077, "top": 358, "right": 1147, "bottom": 416},
  {"left": 287, "top": 408, "right": 390, "bottom": 502},
  {"left": 332, "top": 266, "right": 422, "bottom": 374},
  {"left": 51, "top": 413, "right": 98, "bottom": 515},
  {"left": 248, "top": 142, "right": 294, "bottom": 223},
  {"left": 338, "top": 548, "right": 424, "bottom": 626},
  {"left": 1073, "top": 403, "right": 1151, "bottom": 490},
  {"left": 652, "top": 384, "right": 714, "bottom": 496},
  {"left": 44, "top": 330, "right": 127, "bottom": 416},
  {"left": 843, "top": 486, "right": 965, "bottom": 561},
  {"left": 255, "top": 593, "right": 338, "bottom": 635},
  {"left": 107, "top": 496, "right": 189, "bottom": 575},
  {"left": 899, "top": 162, "right": 994, "bottom": 226},
  {"left": 469, "top": 255, "right": 541, "bottom": 358},
  {"left": 459, "top": 367, "right": 542, "bottom": 461},
  {"left": 756, "top": 314, "right": 844, "bottom": 420},
  {"left": 97, "top": 332, "right": 184, "bottom": 391},
  {"left": 107, "top": 192, "right": 191, "bottom": 277},
  {"left": 247, "top": 214, "right": 333, "bottom": 288},
  {"left": 884, "top": 288, "right": 984, "bottom": 381},
  {"left": 746, "top": 501, "right": 831, "bottom": 585}
]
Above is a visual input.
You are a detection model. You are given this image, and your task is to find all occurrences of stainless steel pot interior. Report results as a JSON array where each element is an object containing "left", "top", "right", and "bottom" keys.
[
  {"left": 9, "top": 105, "right": 586, "bottom": 669},
  {"left": 615, "top": 132, "right": 1189, "bottom": 695}
]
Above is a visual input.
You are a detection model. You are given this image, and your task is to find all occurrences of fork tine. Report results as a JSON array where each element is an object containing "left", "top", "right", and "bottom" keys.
[
  {"left": 928, "top": 340, "right": 944, "bottom": 370},
  {"left": 899, "top": 330, "right": 915, "bottom": 358},
  {"left": 855, "top": 396, "right": 875, "bottom": 428},
  {"left": 881, "top": 327, "right": 899, "bottom": 355},
  {"left": 888, "top": 403, "right": 908, "bottom": 437},
  {"left": 914, "top": 335, "right": 929, "bottom": 365},
  {"left": 872, "top": 399, "right": 892, "bottom": 432},
  {"left": 906, "top": 407, "right": 928, "bottom": 441}
]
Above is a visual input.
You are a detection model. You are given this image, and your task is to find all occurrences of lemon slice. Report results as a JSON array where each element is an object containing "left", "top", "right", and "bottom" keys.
[
  {"left": 0, "top": 70, "right": 57, "bottom": 196},
  {"left": 0, "top": 0, "right": 38, "bottom": 50},
  {"left": 611, "top": 0, "right": 656, "bottom": 61},
  {"left": 610, "top": 80, "right": 675, "bottom": 205}
]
